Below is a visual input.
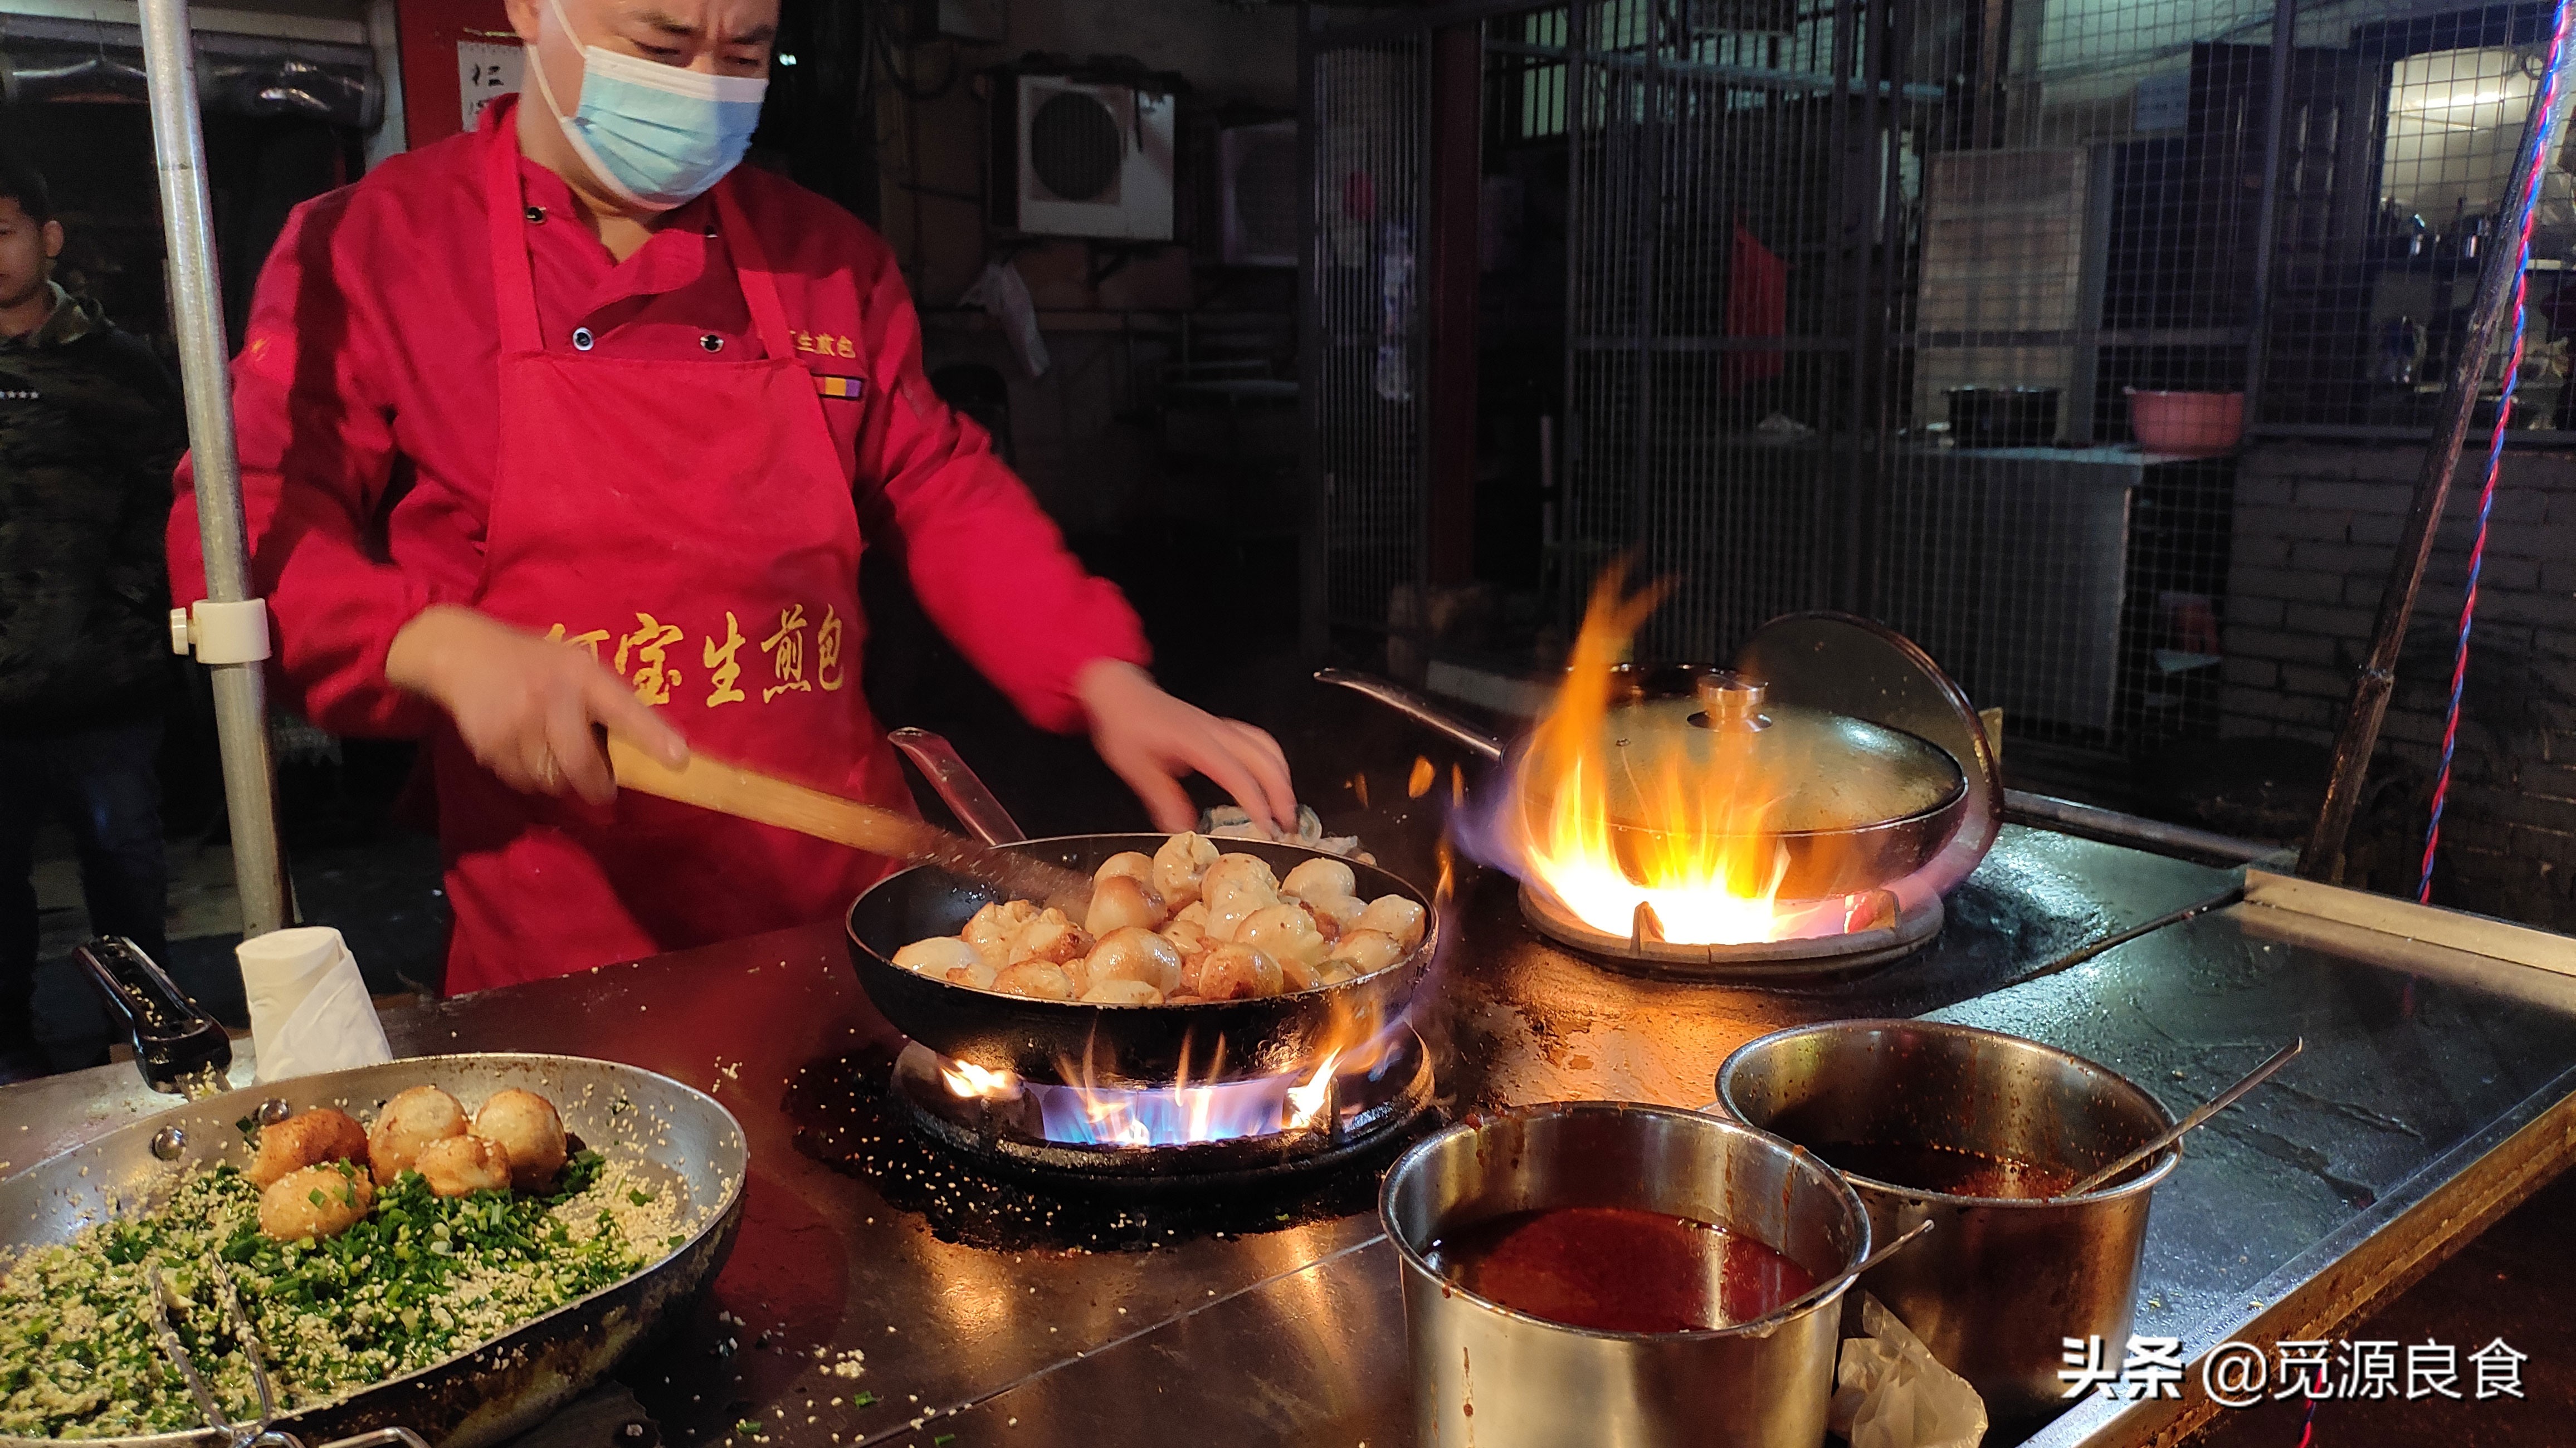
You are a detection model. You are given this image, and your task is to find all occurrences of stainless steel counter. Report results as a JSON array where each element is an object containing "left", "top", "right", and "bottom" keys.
[{"left": 5, "top": 828, "right": 2570, "bottom": 1448}]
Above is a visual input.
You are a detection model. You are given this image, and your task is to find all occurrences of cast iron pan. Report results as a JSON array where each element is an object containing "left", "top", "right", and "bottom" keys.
[{"left": 846, "top": 833, "right": 1434, "bottom": 1087}]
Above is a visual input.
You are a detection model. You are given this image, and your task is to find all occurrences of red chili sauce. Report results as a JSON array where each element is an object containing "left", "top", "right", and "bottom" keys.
[
  {"left": 1423, "top": 1205, "right": 1817, "bottom": 1333},
  {"left": 1812, "top": 1140, "right": 2081, "bottom": 1198}
]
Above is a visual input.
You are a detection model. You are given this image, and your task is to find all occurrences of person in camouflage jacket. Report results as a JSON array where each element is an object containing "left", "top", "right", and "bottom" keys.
[{"left": 0, "top": 155, "right": 188, "bottom": 1078}]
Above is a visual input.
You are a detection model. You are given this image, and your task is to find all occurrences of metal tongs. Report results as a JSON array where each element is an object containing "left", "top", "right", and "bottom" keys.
[
  {"left": 74, "top": 936, "right": 235, "bottom": 1098},
  {"left": 143, "top": 1258, "right": 429, "bottom": 1448}
]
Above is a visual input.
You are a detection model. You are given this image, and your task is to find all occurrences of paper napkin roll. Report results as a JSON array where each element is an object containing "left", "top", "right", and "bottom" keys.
[{"left": 239, "top": 926, "right": 393, "bottom": 1084}]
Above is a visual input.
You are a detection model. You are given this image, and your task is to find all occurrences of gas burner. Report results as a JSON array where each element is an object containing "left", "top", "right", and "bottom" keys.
[
  {"left": 1518, "top": 884, "right": 1944, "bottom": 979},
  {"left": 887, "top": 1029, "right": 1437, "bottom": 1195}
]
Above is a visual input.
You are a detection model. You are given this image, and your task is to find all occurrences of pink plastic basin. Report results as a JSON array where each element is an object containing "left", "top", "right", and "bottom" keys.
[{"left": 2127, "top": 389, "right": 2245, "bottom": 456}]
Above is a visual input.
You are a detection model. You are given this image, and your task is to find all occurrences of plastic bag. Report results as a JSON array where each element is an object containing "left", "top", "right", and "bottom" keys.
[
  {"left": 958, "top": 261, "right": 1050, "bottom": 379},
  {"left": 1829, "top": 1293, "right": 1988, "bottom": 1448}
]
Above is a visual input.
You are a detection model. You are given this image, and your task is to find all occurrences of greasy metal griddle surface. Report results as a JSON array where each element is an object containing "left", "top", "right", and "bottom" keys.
[{"left": 5, "top": 825, "right": 2573, "bottom": 1448}]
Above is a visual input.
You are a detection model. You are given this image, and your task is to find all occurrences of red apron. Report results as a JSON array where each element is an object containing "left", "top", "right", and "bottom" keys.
[{"left": 434, "top": 138, "right": 913, "bottom": 992}]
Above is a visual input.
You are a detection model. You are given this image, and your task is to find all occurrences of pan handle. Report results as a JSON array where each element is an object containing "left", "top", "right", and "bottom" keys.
[
  {"left": 1313, "top": 670, "right": 1507, "bottom": 762},
  {"left": 887, "top": 728, "right": 1028, "bottom": 845},
  {"left": 72, "top": 936, "right": 233, "bottom": 1097}
]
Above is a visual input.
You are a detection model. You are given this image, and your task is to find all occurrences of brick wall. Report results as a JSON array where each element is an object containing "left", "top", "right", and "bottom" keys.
[{"left": 2222, "top": 442, "right": 2576, "bottom": 927}]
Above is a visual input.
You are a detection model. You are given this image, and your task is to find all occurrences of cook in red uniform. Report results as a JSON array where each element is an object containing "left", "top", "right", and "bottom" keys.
[{"left": 167, "top": 0, "right": 1294, "bottom": 992}]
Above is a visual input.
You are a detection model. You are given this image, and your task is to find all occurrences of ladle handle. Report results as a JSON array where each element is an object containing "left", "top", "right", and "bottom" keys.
[
  {"left": 607, "top": 738, "right": 1091, "bottom": 914},
  {"left": 2061, "top": 1037, "right": 2304, "bottom": 1197},
  {"left": 1769, "top": 1217, "right": 1935, "bottom": 1324},
  {"left": 887, "top": 727, "right": 1028, "bottom": 845},
  {"left": 1313, "top": 670, "right": 1506, "bottom": 762}
]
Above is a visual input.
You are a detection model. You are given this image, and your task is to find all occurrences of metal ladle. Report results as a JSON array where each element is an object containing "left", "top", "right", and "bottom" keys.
[
  {"left": 1760, "top": 1216, "right": 1936, "bottom": 1326},
  {"left": 2056, "top": 1038, "right": 2305, "bottom": 1198}
]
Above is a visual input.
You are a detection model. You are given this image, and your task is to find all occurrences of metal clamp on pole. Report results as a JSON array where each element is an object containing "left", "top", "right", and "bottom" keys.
[
  {"left": 138, "top": 0, "right": 292, "bottom": 939},
  {"left": 168, "top": 599, "right": 274, "bottom": 665}
]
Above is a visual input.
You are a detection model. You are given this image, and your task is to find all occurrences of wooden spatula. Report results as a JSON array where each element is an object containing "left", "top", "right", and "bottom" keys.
[{"left": 605, "top": 738, "right": 1095, "bottom": 918}]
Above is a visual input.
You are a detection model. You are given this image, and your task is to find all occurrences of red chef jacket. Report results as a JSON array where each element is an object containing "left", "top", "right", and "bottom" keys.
[{"left": 168, "top": 99, "right": 1148, "bottom": 986}]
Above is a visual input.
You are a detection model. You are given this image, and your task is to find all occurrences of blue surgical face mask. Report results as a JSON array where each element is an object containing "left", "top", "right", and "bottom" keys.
[{"left": 529, "top": 0, "right": 768, "bottom": 212}]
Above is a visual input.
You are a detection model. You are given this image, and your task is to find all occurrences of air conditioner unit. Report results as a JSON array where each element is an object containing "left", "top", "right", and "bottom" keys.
[
  {"left": 992, "top": 73, "right": 1176, "bottom": 240},
  {"left": 1219, "top": 119, "right": 1299, "bottom": 267}
]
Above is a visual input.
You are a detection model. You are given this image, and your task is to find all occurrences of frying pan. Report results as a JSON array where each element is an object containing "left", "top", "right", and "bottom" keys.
[
  {"left": 1314, "top": 611, "right": 2006, "bottom": 907},
  {"left": 1314, "top": 666, "right": 1973, "bottom": 901},
  {"left": 846, "top": 738, "right": 1435, "bottom": 1087},
  {"left": 0, "top": 1051, "right": 746, "bottom": 1448},
  {"left": 847, "top": 834, "right": 1432, "bottom": 1087}
]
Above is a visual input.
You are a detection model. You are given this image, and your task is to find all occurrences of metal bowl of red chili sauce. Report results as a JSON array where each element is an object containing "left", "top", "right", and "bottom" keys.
[
  {"left": 1379, "top": 1101, "right": 1870, "bottom": 1447},
  {"left": 1716, "top": 1020, "right": 2180, "bottom": 1432}
]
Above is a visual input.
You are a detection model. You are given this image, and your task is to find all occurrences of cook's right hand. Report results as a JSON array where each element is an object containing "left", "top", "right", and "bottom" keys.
[{"left": 385, "top": 604, "right": 688, "bottom": 804}]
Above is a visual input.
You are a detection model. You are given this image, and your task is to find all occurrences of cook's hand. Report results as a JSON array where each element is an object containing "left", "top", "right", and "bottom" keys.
[
  {"left": 385, "top": 604, "right": 689, "bottom": 804},
  {"left": 1076, "top": 659, "right": 1296, "bottom": 834}
]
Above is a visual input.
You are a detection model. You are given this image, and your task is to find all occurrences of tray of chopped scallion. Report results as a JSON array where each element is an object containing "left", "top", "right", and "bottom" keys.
[{"left": 0, "top": 1054, "right": 745, "bottom": 1446}]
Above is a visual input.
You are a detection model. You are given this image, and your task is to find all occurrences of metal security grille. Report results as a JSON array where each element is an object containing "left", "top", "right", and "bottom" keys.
[
  {"left": 1302, "top": 0, "right": 2575, "bottom": 784},
  {"left": 1873, "top": 0, "right": 2280, "bottom": 751},
  {"left": 1546, "top": 0, "right": 1866, "bottom": 662},
  {"left": 1306, "top": 35, "right": 1428, "bottom": 633},
  {"left": 2261, "top": 6, "right": 2572, "bottom": 435}
]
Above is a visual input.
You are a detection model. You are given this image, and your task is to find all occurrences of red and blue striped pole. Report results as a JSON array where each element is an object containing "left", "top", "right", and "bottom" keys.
[{"left": 2422, "top": 0, "right": 2575, "bottom": 904}]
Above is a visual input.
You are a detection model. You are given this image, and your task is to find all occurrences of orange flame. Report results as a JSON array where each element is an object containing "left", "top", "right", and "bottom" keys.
[
  {"left": 1282, "top": 1050, "right": 1341, "bottom": 1129},
  {"left": 1497, "top": 565, "right": 1843, "bottom": 946},
  {"left": 940, "top": 1058, "right": 1023, "bottom": 1100}
]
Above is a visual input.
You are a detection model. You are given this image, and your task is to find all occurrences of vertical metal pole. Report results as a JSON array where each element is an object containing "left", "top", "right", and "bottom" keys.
[
  {"left": 1831, "top": 0, "right": 1866, "bottom": 613},
  {"left": 1628, "top": 6, "right": 1665, "bottom": 566},
  {"left": 1560, "top": 1, "right": 1591, "bottom": 629},
  {"left": 1425, "top": 21, "right": 1484, "bottom": 588},
  {"left": 138, "top": 0, "right": 291, "bottom": 938},
  {"left": 2068, "top": 141, "right": 2115, "bottom": 444},
  {"left": 1298, "top": 3, "right": 1329, "bottom": 659},
  {"left": 1972, "top": 0, "right": 2012, "bottom": 149},
  {"left": 362, "top": 0, "right": 409, "bottom": 173},
  {"left": 1408, "top": 33, "right": 1433, "bottom": 608},
  {"left": 2241, "top": 0, "right": 2299, "bottom": 425},
  {"left": 1858, "top": 0, "right": 1911, "bottom": 622}
]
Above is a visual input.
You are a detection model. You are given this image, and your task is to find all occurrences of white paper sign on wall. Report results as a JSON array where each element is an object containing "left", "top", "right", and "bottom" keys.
[
  {"left": 459, "top": 41, "right": 524, "bottom": 134},
  {"left": 2134, "top": 70, "right": 2189, "bottom": 133}
]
